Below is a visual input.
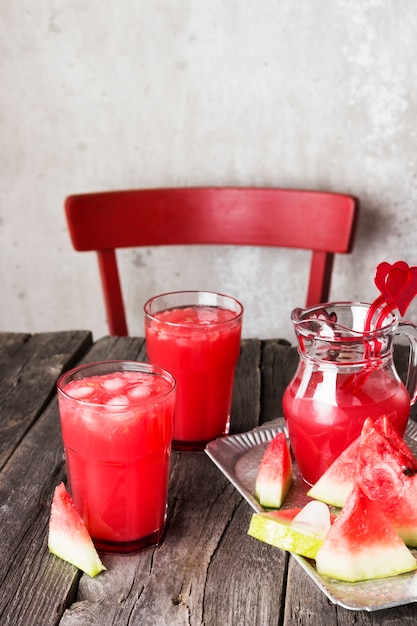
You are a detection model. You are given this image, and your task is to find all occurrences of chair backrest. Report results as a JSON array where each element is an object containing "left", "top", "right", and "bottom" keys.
[{"left": 64, "top": 187, "right": 359, "bottom": 336}]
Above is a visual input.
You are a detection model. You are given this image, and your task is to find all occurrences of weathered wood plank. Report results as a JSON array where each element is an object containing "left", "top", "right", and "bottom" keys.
[
  {"left": 0, "top": 331, "right": 93, "bottom": 469},
  {"left": 73, "top": 334, "right": 147, "bottom": 364},
  {"left": 230, "top": 338, "right": 262, "bottom": 433},
  {"left": 203, "top": 499, "right": 288, "bottom": 625},
  {"left": 0, "top": 394, "right": 81, "bottom": 625},
  {"left": 0, "top": 336, "right": 266, "bottom": 626},
  {"left": 260, "top": 339, "right": 298, "bottom": 424},
  {"left": 59, "top": 451, "right": 287, "bottom": 626},
  {"left": 0, "top": 332, "right": 30, "bottom": 381},
  {"left": 4, "top": 333, "right": 416, "bottom": 625},
  {"left": 0, "top": 333, "right": 146, "bottom": 626},
  {"left": 56, "top": 340, "right": 287, "bottom": 626}
]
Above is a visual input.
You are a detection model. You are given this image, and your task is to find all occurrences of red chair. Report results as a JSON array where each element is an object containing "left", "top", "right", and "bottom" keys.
[{"left": 64, "top": 187, "right": 359, "bottom": 336}]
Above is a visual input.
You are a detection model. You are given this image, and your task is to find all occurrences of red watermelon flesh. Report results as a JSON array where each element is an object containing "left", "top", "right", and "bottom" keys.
[
  {"left": 307, "top": 415, "right": 417, "bottom": 510},
  {"left": 307, "top": 436, "right": 360, "bottom": 508},
  {"left": 48, "top": 482, "right": 106, "bottom": 577},
  {"left": 255, "top": 432, "right": 292, "bottom": 508},
  {"left": 358, "top": 418, "right": 417, "bottom": 546},
  {"left": 374, "top": 414, "right": 417, "bottom": 470},
  {"left": 315, "top": 484, "right": 417, "bottom": 582}
]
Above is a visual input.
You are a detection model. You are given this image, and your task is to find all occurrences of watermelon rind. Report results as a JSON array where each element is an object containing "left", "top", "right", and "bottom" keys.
[
  {"left": 248, "top": 506, "right": 328, "bottom": 559},
  {"left": 290, "top": 500, "right": 332, "bottom": 538},
  {"left": 255, "top": 432, "right": 292, "bottom": 508},
  {"left": 48, "top": 483, "right": 106, "bottom": 578},
  {"left": 315, "top": 485, "right": 417, "bottom": 582},
  {"left": 317, "top": 539, "right": 417, "bottom": 583}
]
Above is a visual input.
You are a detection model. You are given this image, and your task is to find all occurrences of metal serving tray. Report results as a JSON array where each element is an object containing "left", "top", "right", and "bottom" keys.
[{"left": 205, "top": 418, "right": 417, "bottom": 612}]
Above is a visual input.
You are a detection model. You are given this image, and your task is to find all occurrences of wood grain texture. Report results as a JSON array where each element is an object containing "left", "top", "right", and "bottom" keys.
[
  {"left": 0, "top": 330, "right": 93, "bottom": 469},
  {"left": 0, "top": 331, "right": 93, "bottom": 625},
  {"left": 1, "top": 332, "right": 417, "bottom": 626}
]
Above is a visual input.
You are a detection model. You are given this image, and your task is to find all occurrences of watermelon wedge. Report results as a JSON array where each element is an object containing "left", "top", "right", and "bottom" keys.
[
  {"left": 315, "top": 484, "right": 417, "bottom": 582},
  {"left": 307, "top": 436, "right": 360, "bottom": 508},
  {"left": 255, "top": 432, "right": 292, "bottom": 508},
  {"left": 48, "top": 483, "right": 106, "bottom": 577},
  {"left": 307, "top": 415, "right": 417, "bottom": 510},
  {"left": 358, "top": 418, "right": 417, "bottom": 546},
  {"left": 248, "top": 501, "right": 333, "bottom": 559}
]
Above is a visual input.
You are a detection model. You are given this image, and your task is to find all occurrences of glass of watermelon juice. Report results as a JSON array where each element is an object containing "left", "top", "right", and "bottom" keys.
[
  {"left": 144, "top": 291, "right": 243, "bottom": 451},
  {"left": 283, "top": 302, "right": 417, "bottom": 486},
  {"left": 56, "top": 360, "right": 176, "bottom": 553}
]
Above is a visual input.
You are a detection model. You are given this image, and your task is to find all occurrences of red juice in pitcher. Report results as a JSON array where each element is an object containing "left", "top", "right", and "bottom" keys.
[
  {"left": 57, "top": 362, "right": 176, "bottom": 553},
  {"left": 283, "top": 368, "right": 411, "bottom": 485},
  {"left": 282, "top": 302, "right": 417, "bottom": 486},
  {"left": 144, "top": 292, "right": 243, "bottom": 451}
]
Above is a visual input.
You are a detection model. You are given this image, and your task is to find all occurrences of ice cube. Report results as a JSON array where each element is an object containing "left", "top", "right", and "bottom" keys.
[
  {"left": 154, "top": 330, "right": 172, "bottom": 342},
  {"left": 105, "top": 395, "right": 129, "bottom": 407},
  {"left": 79, "top": 407, "right": 98, "bottom": 427},
  {"left": 101, "top": 374, "right": 126, "bottom": 391},
  {"left": 128, "top": 384, "right": 153, "bottom": 400},
  {"left": 68, "top": 384, "right": 96, "bottom": 400}
]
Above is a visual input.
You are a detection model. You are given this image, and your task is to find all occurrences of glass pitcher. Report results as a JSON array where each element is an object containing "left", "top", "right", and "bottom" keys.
[{"left": 282, "top": 301, "right": 417, "bottom": 486}]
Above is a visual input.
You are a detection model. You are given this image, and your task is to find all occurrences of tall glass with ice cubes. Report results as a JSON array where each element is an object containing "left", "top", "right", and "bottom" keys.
[{"left": 56, "top": 360, "right": 176, "bottom": 553}]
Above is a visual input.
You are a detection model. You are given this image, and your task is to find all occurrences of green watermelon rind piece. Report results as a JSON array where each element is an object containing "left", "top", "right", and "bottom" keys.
[
  {"left": 48, "top": 482, "right": 106, "bottom": 578},
  {"left": 315, "top": 485, "right": 417, "bottom": 583},
  {"left": 254, "top": 432, "right": 292, "bottom": 508},
  {"left": 248, "top": 509, "right": 324, "bottom": 559}
]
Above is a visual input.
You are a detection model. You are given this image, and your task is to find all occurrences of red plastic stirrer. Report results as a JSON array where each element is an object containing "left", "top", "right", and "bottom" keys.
[
  {"left": 365, "top": 261, "right": 417, "bottom": 331},
  {"left": 341, "top": 261, "right": 417, "bottom": 394}
]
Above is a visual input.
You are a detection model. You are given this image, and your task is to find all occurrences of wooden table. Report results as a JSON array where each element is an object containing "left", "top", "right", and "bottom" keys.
[{"left": 1, "top": 330, "right": 417, "bottom": 625}]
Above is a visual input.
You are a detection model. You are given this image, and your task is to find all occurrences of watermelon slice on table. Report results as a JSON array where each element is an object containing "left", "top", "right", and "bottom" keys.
[
  {"left": 248, "top": 501, "right": 334, "bottom": 559},
  {"left": 48, "top": 483, "right": 106, "bottom": 577},
  {"left": 255, "top": 431, "right": 292, "bottom": 508},
  {"left": 315, "top": 484, "right": 417, "bottom": 582},
  {"left": 358, "top": 418, "right": 417, "bottom": 546}
]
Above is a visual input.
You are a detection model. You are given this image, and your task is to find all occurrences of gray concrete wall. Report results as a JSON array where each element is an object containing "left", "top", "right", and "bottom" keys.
[{"left": 1, "top": 1, "right": 416, "bottom": 341}]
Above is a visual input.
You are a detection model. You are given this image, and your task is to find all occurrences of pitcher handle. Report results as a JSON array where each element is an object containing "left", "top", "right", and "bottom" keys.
[{"left": 397, "top": 321, "right": 417, "bottom": 406}]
